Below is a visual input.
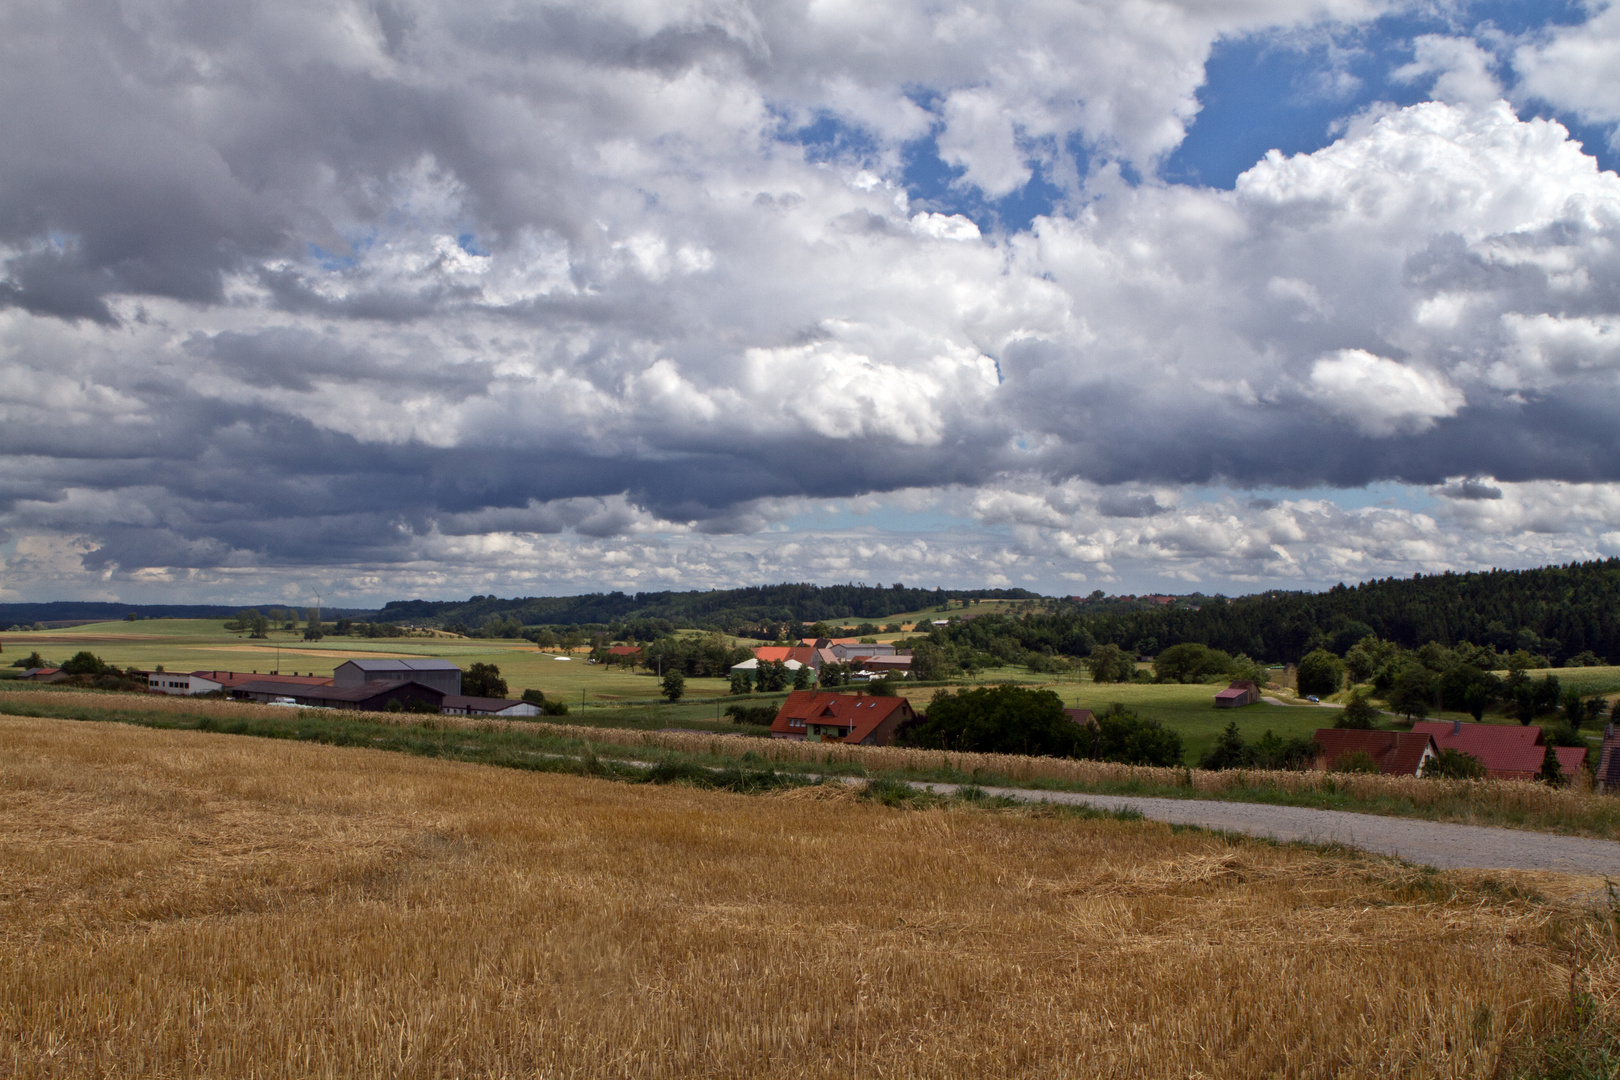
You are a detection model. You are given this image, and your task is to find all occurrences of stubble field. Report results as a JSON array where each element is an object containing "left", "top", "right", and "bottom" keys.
[{"left": 2, "top": 716, "right": 1616, "bottom": 1078}]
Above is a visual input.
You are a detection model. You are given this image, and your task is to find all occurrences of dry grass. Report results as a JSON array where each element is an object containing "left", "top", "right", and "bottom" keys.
[{"left": 2, "top": 716, "right": 1617, "bottom": 1078}]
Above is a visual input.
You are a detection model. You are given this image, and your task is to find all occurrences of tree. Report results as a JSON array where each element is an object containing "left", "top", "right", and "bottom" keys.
[
  {"left": 303, "top": 609, "right": 324, "bottom": 641},
  {"left": 1295, "top": 649, "right": 1342, "bottom": 697},
  {"left": 1539, "top": 742, "right": 1565, "bottom": 786},
  {"left": 1335, "top": 690, "right": 1379, "bottom": 730},
  {"left": 792, "top": 664, "right": 811, "bottom": 691},
  {"left": 1153, "top": 643, "right": 1233, "bottom": 684},
  {"left": 1388, "top": 666, "right": 1436, "bottom": 722},
  {"left": 728, "top": 672, "right": 752, "bottom": 695},
  {"left": 521, "top": 688, "right": 546, "bottom": 705},
  {"left": 1200, "top": 721, "right": 1250, "bottom": 770},
  {"left": 1086, "top": 643, "right": 1134, "bottom": 684},
  {"left": 11, "top": 651, "right": 49, "bottom": 669},
  {"left": 1084, "top": 706, "right": 1184, "bottom": 766},
  {"left": 60, "top": 651, "right": 110, "bottom": 676},
  {"left": 464, "top": 662, "right": 508, "bottom": 698},
  {"left": 900, "top": 685, "right": 1080, "bottom": 757},
  {"left": 1563, "top": 688, "right": 1588, "bottom": 730},
  {"left": 662, "top": 670, "right": 686, "bottom": 702},
  {"left": 909, "top": 643, "right": 949, "bottom": 681},
  {"left": 248, "top": 613, "right": 270, "bottom": 639}
]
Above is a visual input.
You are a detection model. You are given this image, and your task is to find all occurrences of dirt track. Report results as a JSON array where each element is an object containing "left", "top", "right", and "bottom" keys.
[{"left": 921, "top": 782, "right": 1620, "bottom": 875}]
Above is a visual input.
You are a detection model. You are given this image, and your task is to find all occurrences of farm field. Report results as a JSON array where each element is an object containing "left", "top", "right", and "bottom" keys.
[
  {"left": 1, "top": 620, "right": 731, "bottom": 703},
  {"left": 2, "top": 716, "right": 1614, "bottom": 1078}
]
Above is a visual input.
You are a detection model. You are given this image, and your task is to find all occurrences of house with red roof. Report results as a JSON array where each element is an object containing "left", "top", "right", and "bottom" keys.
[
  {"left": 1313, "top": 729, "right": 1439, "bottom": 776},
  {"left": 1412, "top": 719, "right": 1587, "bottom": 780},
  {"left": 606, "top": 645, "right": 641, "bottom": 658},
  {"left": 770, "top": 691, "right": 916, "bottom": 745},
  {"left": 754, "top": 645, "right": 823, "bottom": 669}
]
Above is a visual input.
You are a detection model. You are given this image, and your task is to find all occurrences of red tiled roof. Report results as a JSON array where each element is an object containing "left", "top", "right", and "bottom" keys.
[
  {"left": 1313, "top": 729, "right": 1437, "bottom": 776},
  {"left": 606, "top": 645, "right": 641, "bottom": 656},
  {"left": 1064, "top": 707, "right": 1096, "bottom": 727},
  {"left": 1412, "top": 720, "right": 1586, "bottom": 779},
  {"left": 755, "top": 646, "right": 819, "bottom": 664},
  {"left": 770, "top": 690, "right": 914, "bottom": 744}
]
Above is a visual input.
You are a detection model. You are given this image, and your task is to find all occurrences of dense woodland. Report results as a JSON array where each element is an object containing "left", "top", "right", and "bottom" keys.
[{"left": 375, "top": 583, "right": 1041, "bottom": 635}]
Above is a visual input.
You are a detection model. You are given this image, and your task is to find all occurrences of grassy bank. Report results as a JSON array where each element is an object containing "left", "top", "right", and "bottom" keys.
[{"left": 4, "top": 686, "right": 1619, "bottom": 839}]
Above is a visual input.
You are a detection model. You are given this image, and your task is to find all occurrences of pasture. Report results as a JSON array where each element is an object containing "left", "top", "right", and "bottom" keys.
[
  {"left": 0, "top": 619, "right": 731, "bottom": 703},
  {"left": 2, "top": 716, "right": 1613, "bottom": 1078}
]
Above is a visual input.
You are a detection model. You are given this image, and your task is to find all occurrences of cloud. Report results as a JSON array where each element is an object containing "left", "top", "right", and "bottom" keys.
[
  {"left": 1305, "top": 349, "right": 1465, "bottom": 436},
  {"left": 3, "top": 2, "right": 1620, "bottom": 599},
  {"left": 1515, "top": 2, "right": 1620, "bottom": 144}
]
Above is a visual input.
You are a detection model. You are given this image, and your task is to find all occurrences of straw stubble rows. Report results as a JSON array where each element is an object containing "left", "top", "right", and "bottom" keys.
[{"left": 0, "top": 717, "right": 1612, "bottom": 1077}]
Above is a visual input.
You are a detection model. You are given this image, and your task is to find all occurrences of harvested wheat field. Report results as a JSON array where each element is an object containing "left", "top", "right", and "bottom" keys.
[{"left": 1, "top": 717, "right": 1614, "bottom": 1078}]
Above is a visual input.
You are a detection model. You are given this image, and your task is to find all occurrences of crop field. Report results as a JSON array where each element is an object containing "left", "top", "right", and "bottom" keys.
[
  {"left": 3, "top": 716, "right": 1615, "bottom": 1078},
  {"left": 0, "top": 620, "right": 731, "bottom": 703}
]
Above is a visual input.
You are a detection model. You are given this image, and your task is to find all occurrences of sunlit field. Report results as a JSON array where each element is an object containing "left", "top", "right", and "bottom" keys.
[
  {"left": 3, "top": 716, "right": 1613, "bottom": 1078},
  {"left": 0, "top": 620, "right": 730, "bottom": 703}
]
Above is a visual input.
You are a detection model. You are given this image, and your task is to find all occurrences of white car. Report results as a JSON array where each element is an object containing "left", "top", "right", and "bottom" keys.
[{"left": 266, "top": 696, "right": 299, "bottom": 707}]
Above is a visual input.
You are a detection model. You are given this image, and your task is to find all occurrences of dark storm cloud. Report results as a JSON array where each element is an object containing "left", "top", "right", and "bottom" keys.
[{"left": 5, "top": 0, "right": 1620, "bottom": 596}]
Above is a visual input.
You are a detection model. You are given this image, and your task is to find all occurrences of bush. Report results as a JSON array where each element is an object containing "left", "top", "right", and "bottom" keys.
[
  {"left": 541, "top": 700, "right": 570, "bottom": 716},
  {"left": 866, "top": 677, "right": 898, "bottom": 697},
  {"left": 1422, "top": 748, "right": 1486, "bottom": 780},
  {"left": 11, "top": 651, "right": 49, "bottom": 669},
  {"left": 1199, "top": 721, "right": 1250, "bottom": 771},
  {"left": 1331, "top": 750, "right": 1381, "bottom": 774},
  {"left": 521, "top": 688, "right": 545, "bottom": 705},
  {"left": 1295, "top": 649, "right": 1342, "bottom": 698},
  {"left": 724, "top": 705, "right": 778, "bottom": 726},
  {"left": 1083, "top": 705, "right": 1184, "bottom": 767}
]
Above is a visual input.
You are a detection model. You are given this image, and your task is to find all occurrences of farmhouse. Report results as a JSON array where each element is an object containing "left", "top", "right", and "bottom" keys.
[
  {"left": 1599, "top": 724, "right": 1620, "bottom": 794},
  {"left": 440, "top": 695, "right": 541, "bottom": 717},
  {"left": 231, "top": 679, "right": 447, "bottom": 712},
  {"left": 1312, "top": 729, "right": 1438, "bottom": 776},
  {"left": 1214, "top": 681, "right": 1261, "bottom": 708},
  {"left": 15, "top": 667, "right": 65, "bottom": 683},
  {"left": 769, "top": 690, "right": 915, "bottom": 745},
  {"left": 1412, "top": 719, "right": 1588, "bottom": 780},
  {"left": 333, "top": 658, "right": 462, "bottom": 696},
  {"left": 752, "top": 645, "right": 823, "bottom": 669},
  {"left": 146, "top": 670, "right": 225, "bottom": 695}
]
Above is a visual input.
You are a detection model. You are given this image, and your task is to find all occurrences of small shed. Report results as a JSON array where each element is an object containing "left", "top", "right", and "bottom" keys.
[{"left": 1214, "top": 680, "right": 1260, "bottom": 708}]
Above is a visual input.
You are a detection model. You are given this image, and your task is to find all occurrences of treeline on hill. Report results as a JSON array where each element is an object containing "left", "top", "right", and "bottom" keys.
[
  {"left": 372, "top": 583, "right": 1041, "bottom": 635},
  {"left": 924, "top": 559, "right": 1620, "bottom": 666}
]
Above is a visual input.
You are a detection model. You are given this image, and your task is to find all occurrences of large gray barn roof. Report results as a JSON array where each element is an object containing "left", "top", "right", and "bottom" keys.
[{"left": 338, "top": 658, "right": 461, "bottom": 671}]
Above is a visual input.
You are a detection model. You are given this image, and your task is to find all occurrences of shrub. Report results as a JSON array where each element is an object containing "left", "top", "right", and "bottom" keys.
[
  {"left": 521, "top": 688, "right": 546, "bottom": 705},
  {"left": 724, "top": 705, "right": 778, "bottom": 726},
  {"left": 1331, "top": 750, "right": 1381, "bottom": 774},
  {"left": 1539, "top": 743, "right": 1565, "bottom": 787},
  {"left": 866, "top": 677, "right": 897, "bottom": 697},
  {"left": 1199, "top": 721, "right": 1249, "bottom": 771},
  {"left": 1422, "top": 749, "right": 1486, "bottom": 780},
  {"left": 11, "top": 651, "right": 49, "bottom": 669},
  {"left": 541, "top": 700, "right": 570, "bottom": 716}
]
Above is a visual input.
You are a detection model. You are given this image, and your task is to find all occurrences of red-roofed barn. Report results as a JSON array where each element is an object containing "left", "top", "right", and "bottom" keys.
[{"left": 1412, "top": 720, "right": 1587, "bottom": 780}]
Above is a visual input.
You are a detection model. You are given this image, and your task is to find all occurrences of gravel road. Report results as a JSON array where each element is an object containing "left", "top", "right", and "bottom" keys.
[{"left": 915, "top": 782, "right": 1620, "bottom": 875}]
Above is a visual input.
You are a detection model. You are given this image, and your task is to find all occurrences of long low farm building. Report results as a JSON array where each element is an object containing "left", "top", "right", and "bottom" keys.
[{"left": 230, "top": 679, "right": 448, "bottom": 712}]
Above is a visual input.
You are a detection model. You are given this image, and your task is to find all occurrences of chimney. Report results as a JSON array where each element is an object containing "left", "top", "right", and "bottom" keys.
[{"left": 1452, "top": 718, "right": 1461, "bottom": 736}]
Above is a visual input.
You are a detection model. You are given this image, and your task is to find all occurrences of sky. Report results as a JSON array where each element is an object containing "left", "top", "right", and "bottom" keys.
[{"left": 5, "top": 0, "right": 1620, "bottom": 606}]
